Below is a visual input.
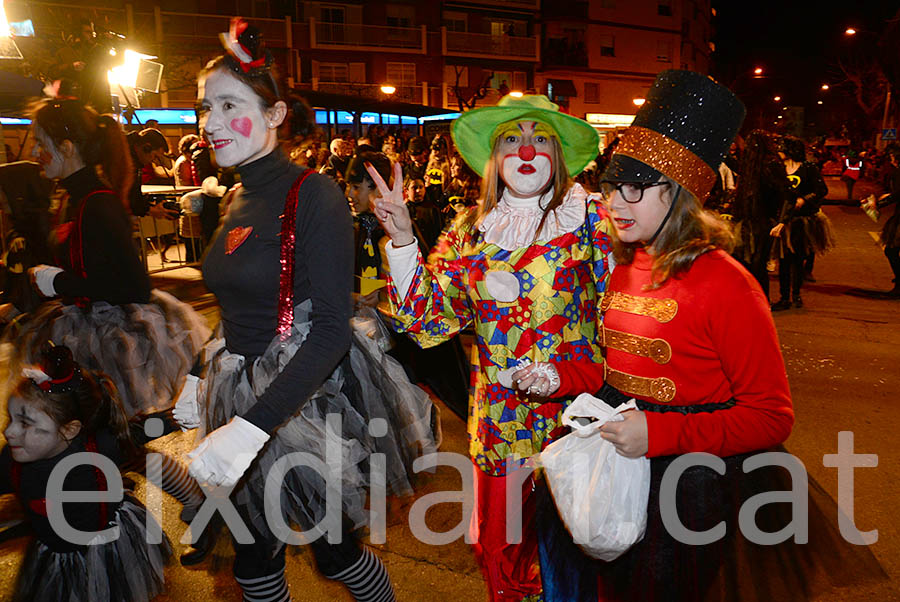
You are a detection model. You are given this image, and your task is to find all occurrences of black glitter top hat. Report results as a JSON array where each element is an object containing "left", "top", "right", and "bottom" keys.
[
  {"left": 602, "top": 70, "right": 746, "bottom": 201},
  {"left": 219, "top": 17, "right": 274, "bottom": 77}
]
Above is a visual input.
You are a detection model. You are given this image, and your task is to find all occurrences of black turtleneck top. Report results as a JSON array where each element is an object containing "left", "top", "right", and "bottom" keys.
[
  {"left": 52, "top": 167, "right": 151, "bottom": 305},
  {"left": 202, "top": 149, "right": 353, "bottom": 433}
]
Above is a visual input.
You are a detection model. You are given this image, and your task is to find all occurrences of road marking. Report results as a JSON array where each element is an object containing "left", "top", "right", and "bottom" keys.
[{"left": 869, "top": 232, "right": 885, "bottom": 249}]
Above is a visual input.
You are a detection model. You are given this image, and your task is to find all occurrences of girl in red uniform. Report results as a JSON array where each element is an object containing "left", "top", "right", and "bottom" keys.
[{"left": 515, "top": 70, "right": 885, "bottom": 601}]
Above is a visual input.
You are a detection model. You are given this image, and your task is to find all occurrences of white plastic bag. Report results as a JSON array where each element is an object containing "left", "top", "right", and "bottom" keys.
[{"left": 539, "top": 392, "right": 651, "bottom": 561}]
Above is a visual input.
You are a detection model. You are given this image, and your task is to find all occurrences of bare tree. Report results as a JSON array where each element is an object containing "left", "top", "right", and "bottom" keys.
[{"left": 451, "top": 66, "right": 493, "bottom": 112}]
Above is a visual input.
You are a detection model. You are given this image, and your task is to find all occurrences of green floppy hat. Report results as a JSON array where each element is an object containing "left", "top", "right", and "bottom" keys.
[{"left": 451, "top": 94, "right": 600, "bottom": 178}]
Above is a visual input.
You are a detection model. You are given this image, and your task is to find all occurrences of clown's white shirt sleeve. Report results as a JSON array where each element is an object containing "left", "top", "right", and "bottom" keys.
[{"left": 384, "top": 238, "right": 420, "bottom": 301}]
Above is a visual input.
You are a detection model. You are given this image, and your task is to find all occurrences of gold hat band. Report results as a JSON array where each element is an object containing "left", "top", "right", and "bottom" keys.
[{"left": 615, "top": 126, "right": 718, "bottom": 200}]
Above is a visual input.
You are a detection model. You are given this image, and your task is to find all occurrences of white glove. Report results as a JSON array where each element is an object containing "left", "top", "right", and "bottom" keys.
[
  {"left": 179, "top": 190, "right": 203, "bottom": 213},
  {"left": 187, "top": 416, "right": 270, "bottom": 488},
  {"left": 30, "top": 265, "right": 63, "bottom": 297},
  {"left": 509, "top": 361, "right": 560, "bottom": 398},
  {"left": 172, "top": 374, "right": 200, "bottom": 431}
]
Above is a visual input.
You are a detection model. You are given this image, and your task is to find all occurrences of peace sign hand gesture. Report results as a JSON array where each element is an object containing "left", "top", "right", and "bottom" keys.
[{"left": 367, "top": 161, "right": 415, "bottom": 247}]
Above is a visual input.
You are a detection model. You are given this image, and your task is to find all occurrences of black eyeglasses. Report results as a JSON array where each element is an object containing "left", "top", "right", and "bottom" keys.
[{"left": 599, "top": 181, "right": 670, "bottom": 204}]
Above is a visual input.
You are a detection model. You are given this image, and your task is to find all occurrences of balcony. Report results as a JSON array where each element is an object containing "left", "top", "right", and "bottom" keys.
[
  {"left": 305, "top": 81, "right": 423, "bottom": 105},
  {"left": 310, "top": 20, "right": 426, "bottom": 54},
  {"left": 442, "top": 29, "right": 539, "bottom": 62},
  {"left": 443, "top": 0, "right": 540, "bottom": 10}
]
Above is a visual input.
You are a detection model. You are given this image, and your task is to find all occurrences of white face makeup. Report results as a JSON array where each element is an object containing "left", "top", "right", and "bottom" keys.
[
  {"left": 31, "top": 126, "right": 66, "bottom": 180},
  {"left": 606, "top": 181, "right": 672, "bottom": 245},
  {"left": 197, "top": 69, "right": 278, "bottom": 168},
  {"left": 496, "top": 121, "right": 555, "bottom": 199},
  {"left": 4, "top": 396, "right": 71, "bottom": 463}
]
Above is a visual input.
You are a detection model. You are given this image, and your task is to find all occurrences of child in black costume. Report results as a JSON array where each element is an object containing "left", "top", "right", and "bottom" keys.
[{"left": 1, "top": 344, "right": 170, "bottom": 602}]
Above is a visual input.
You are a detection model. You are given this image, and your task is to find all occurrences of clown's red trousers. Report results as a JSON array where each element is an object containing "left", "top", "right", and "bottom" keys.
[{"left": 469, "top": 462, "right": 542, "bottom": 601}]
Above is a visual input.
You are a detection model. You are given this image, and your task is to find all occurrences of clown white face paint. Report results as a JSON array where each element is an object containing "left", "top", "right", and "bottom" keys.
[
  {"left": 4, "top": 397, "right": 71, "bottom": 463},
  {"left": 31, "top": 126, "right": 66, "bottom": 180},
  {"left": 496, "top": 121, "right": 555, "bottom": 199},
  {"left": 197, "top": 69, "right": 277, "bottom": 167}
]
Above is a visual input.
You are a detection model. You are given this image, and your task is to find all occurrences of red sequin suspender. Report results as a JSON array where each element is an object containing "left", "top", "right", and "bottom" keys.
[
  {"left": 276, "top": 170, "right": 315, "bottom": 339},
  {"left": 9, "top": 435, "right": 109, "bottom": 527},
  {"left": 69, "top": 189, "right": 114, "bottom": 279}
]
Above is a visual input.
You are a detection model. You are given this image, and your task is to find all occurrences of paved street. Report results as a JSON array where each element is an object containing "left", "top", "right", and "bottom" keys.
[{"left": 1, "top": 202, "right": 899, "bottom": 601}]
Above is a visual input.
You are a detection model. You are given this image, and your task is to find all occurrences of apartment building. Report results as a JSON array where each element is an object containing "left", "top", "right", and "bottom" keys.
[
  {"left": 540, "top": 0, "right": 712, "bottom": 147},
  {"left": 5, "top": 0, "right": 712, "bottom": 139}
]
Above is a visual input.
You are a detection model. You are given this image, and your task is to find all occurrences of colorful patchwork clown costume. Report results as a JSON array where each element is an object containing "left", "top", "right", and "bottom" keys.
[{"left": 378, "top": 95, "right": 613, "bottom": 601}]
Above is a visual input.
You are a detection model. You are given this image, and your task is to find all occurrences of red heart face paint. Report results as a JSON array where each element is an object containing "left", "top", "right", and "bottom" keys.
[
  {"left": 496, "top": 121, "right": 555, "bottom": 198},
  {"left": 230, "top": 117, "right": 253, "bottom": 138},
  {"left": 197, "top": 69, "right": 276, "bottom": 167}
]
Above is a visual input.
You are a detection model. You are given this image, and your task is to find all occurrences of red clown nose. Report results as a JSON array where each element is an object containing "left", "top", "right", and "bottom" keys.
[{"left": 518, "top": 145, "right": 536, "bottom": 161}]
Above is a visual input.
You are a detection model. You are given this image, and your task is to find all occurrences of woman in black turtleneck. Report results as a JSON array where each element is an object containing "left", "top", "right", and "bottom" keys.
[
  {"left": 18, "top": 97, "right": 209, "bottom": 416},
  {"left": 176, "top": 19, "right": 433, "bottom": 602},
  {"left": 9, "top": 97, "right": 212, "bottom": 564}
]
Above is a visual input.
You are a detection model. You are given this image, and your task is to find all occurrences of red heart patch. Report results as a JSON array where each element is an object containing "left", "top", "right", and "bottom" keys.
[{"left": 225, "top": 226, "right": 253, "bottom": 255}]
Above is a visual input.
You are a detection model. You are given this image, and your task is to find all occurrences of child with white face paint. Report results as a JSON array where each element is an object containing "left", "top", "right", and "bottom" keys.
[
  {"left": 1, "top": 345, "right": 170, "bottom": 602},
  {"left": 373, "top": 94, "right": 613, "bottom": 601}
]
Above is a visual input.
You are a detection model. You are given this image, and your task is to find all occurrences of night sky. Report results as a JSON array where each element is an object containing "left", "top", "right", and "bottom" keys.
[{"left": 712, "top": 1, "right": 898, "bottom": 117}]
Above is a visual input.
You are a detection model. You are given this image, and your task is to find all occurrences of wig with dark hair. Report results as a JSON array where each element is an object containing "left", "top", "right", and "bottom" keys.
[
  {"left": 29, "top": 98, "right": 133, "bottom": 207},
  {"left": 14, "top": 344, "right": 138, "bottom": 459},
  {"left": 611, "top": 176, "right": 734, "bottom": 288},
  {"left": 732, "top": 129, "right": 783, "bottom": 224}
]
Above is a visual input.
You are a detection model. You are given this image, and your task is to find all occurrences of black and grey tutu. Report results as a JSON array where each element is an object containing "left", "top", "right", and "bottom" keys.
[
  {"left": 4, "top": 289, "right": 210, "bottom": 417},
  {"left": 198, "top": 300, "right": 436, "bottom": 537},
  {"left": 13, "top": 496, "right": 171, "bottom": 602},
  {"left": 772, "top": 210, "right": 837, "bottom": 259}
]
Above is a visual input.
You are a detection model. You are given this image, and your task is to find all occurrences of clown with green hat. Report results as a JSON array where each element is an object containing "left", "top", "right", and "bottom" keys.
[{"left": 368, "top": 96, "right": 613, "bottom": 601}]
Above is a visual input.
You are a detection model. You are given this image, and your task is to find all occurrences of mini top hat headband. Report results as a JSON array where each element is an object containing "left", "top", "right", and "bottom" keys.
[
  {"left": 219, "top": 17, "right": 279, "bottom": 101},
  {"left": 24, "top": 343, "right": 82, "bottom": 394},
  {"left": 602, "top": 70, "right": 746, "bottom": 201}
]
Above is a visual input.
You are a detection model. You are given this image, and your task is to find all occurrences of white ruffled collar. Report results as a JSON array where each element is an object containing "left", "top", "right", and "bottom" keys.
[{"left": 478, "top": 183, "right": 588, "bottom": 251}]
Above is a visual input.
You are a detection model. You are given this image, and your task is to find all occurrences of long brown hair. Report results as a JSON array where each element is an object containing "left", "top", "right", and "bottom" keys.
[
  {"left": 611, "top": 176, "right": 734, "bottom": 288},
  {"left": 29, "top": 98, "right": 133, "bottom": 207},
  {"left": 462, "top": 130, "right": 572, "bottom": 238}
]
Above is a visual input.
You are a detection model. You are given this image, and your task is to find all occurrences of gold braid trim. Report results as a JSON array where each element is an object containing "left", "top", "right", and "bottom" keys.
[
  {"left": 605, "top": 366, "right": 676, "bottom": 403},
  {"left": 601, "top": 291, "right": 678, "bottom": 323},
  {"left": 602, "top": 324, "right": 672, "bottom": 364}
]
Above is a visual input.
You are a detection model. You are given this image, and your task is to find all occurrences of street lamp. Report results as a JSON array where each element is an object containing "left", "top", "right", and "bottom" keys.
[
  {"left": 380, "top": 85, "right": 396, "bottom": 95},
  {"left": 754, "top": 67, "right": 763, "bottom": 76},
  {"left": 845, "top": 28, "right": 857, "bottom": 36},
  {"left": 821, "top": 84, "right": 830, "bottom": 91},
  {"left": 773, "top": 95, "right": 781, "bottom": 102}
]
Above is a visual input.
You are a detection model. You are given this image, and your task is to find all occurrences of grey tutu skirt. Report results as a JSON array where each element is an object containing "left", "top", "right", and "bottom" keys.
[
  {"left": 198, "top": 300, "right": 436, "bottom": 536},
  {"left": 4, "top": 290, "right": 210, "bottom": 417},
  {"left": 13, "top": 496, "right": 171, "bottom": 602}
]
